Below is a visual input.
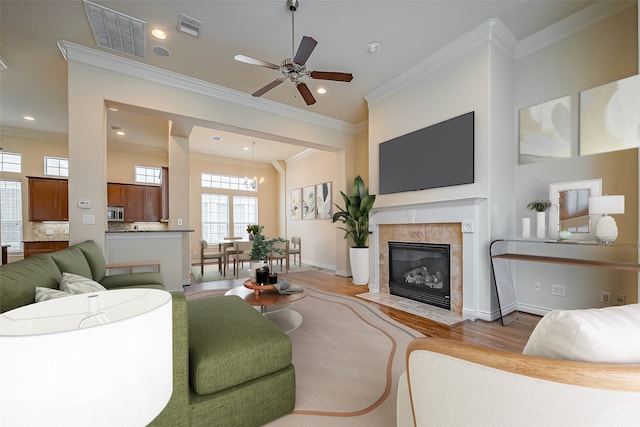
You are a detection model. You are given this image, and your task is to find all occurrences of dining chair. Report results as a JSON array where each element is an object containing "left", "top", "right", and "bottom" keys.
[
  {"left": 269, "top": 240, "right": 289, "bottom": 273},
  {"left": 230, "top": 240, "right": 252, "bottom": 278},
  {"left": 288, "top": 237, "right": 301, "bottom": 267},
  {"left": 199, "top": 240, "right": 223, "bottom": 276}
]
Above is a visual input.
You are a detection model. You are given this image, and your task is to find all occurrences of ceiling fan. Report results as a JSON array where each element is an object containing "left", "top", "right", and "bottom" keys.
[{"left": 234, "top": 0, "right": 353, "bottom": 106}]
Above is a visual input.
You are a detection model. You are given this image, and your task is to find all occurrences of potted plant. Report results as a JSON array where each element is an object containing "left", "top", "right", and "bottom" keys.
[
  {"left": 527, "top": 199, "right": 551, "bottom": 239},
  {"left": 332, "top": 175, "right": 376, "bottom": 285},
  {"left": 246, "top": 225, "right": 286, "bottom": 281}
]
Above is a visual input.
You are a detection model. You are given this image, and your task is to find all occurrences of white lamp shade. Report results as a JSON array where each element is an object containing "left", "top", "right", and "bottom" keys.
[
  {"left": 0, "top": 289, "right": 173, "bottom": 427},
  {"left": 588, "top": 195, "right": 625, "bottom": 215}
]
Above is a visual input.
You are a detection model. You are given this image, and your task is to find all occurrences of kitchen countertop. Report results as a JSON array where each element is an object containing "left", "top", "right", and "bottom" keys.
[{"left": 23, "top": 239, "right": 70, "bottom": 243}]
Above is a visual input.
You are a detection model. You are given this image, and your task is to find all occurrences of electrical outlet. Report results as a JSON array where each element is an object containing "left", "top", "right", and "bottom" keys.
[
  {"left": 178, "top": 218, "right": 183, "bottom": 226},
  {"left": 600, "top": 291, "right": 611, "bottom": 304},
  {"left": 533, "top": 282, "right": 542, "bottom": 292},
  {"left": 615, "top": 294, "right": 626, "bottom": 305},
  {"left": 551, "top": 284, "right": 566, "bottom": 297}
]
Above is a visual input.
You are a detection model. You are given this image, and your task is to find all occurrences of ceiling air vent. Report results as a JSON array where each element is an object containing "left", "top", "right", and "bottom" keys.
[
  {"left": 83, "top": 0, "right": 147, "bottom": 59},
  {"left": 177, "top": 13, "right": 203, "bottom": 37}
]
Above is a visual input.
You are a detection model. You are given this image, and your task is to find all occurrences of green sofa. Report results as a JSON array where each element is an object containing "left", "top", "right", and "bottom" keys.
[{"left": 0, "top": 240, "right": 296, "bottom": 426}]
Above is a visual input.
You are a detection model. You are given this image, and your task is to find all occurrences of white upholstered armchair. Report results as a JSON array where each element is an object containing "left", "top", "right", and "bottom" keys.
[{"left": 398, "top": 304, "right": 640, "bottom": 426}]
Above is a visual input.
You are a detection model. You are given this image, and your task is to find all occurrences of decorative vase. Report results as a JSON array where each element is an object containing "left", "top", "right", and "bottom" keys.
[
  {"left": 522, "top": 218, "right": 531, "bottom": 239},
  {"left": 536, "top": 211, "right": 546, "bottom": 239},
  {"left": 249, "top": 261, "right": 263, "bottom": 283},
  {"left": 350, "top": 247, "right": 370, "bottom": 285}
]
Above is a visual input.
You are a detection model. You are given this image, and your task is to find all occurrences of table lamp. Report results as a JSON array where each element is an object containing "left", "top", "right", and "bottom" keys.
[
  {"left": 0, "top": 288, "right": 173, "bottom": 426},
  {"left": 588, "top": 195, "right": 625, "bottom": 244}
]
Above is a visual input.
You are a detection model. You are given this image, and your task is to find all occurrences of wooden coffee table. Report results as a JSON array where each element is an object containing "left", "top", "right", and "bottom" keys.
[{"left": 225, "top": 282, "right": 309, "bottom": 333}]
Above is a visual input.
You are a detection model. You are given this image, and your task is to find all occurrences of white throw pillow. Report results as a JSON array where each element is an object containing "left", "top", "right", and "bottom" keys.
[
  {"left": 59, "top": 272, "right": 107, "bottom": 295},
  {"left": 35, "top": 287, "right": 71, "bottom": 302},
  {"left": 523, "top": 304, "right": 640, "bottom": 363}
]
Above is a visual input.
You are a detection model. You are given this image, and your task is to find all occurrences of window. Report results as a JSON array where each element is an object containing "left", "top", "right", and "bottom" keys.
[
  {"left": 201, "top": 193, "right": 229, "bottom": 244},
  {"left": 233, "top": 196, "right": 258, "bottom": 239},
  {"left": 0, "top": 152, "right": 21, "bottom": 173},
  {"left": 135, "top": 166, "right": 162, "bottom": 185},
  {"left": 202, "top": 173, "right": 258, "bottom": 192},
  {"left": 45, "top": 156, "right": 69, "bottom": 177},
  {"left": 0, "top": 180, "right": 23, "bottom": 253}
]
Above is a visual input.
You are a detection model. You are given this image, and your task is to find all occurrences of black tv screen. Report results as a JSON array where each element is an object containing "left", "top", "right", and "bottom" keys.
[{"left": 378, "top": 112, "right": 474, "bottom": 194}]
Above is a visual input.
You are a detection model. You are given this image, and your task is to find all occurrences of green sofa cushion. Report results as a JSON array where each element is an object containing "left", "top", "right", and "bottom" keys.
[
  {"left": 187, "top": 295, "right": 293, "bottom": 396},
  {"left": 0, "top": 255, "right": 62, "bottom": 313},
  {"left": 74, "top": 240, "right": 107, "bottom": 281},
  {"left": 100, "top": 272, "right": 165, "bottom": 290},
  {"left": 49, "top": 246, "right": 93, "bottom": 279}
]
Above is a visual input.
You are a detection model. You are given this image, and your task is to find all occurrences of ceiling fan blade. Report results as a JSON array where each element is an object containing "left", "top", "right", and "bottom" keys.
[
  {"left": 296, "top": 82, "right": 316, "bottom": 105},
  {"left": 293, "top": 36, "right": 317, "bottom": 66},
  {"left": 252, "top": 79, "right": 285, "bottom": 97},
  {"left": 310, "top": 71, "right": 354, "bottom": 82},
  {"left": 234, "top": 54, "right": 280, "bottom": 70}
]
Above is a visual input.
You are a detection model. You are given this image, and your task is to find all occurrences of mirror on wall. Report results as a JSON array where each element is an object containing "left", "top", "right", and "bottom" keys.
[{"left": 548, "top": 179, "right": 601, "bottom": 240}]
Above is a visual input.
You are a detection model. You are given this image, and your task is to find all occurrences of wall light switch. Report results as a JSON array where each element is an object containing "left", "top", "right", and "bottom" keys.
[{"left": 82, "top": 214, "right": 95, "bottom": 225}]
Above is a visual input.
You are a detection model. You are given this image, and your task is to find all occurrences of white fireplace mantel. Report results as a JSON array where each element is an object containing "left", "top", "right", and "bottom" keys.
[{"left": 369, "top": 197, "right": 488, "bottom": 321}]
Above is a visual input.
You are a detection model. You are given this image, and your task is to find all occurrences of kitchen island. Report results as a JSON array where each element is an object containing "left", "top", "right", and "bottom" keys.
[{"left": 105, "top": 230, "right": 193, "bottom": 291}]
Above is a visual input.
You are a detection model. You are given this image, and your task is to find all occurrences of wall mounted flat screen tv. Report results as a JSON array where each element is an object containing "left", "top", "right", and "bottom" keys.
[{"left": 379, "top": 111, "right": 474, "bottom": 194}]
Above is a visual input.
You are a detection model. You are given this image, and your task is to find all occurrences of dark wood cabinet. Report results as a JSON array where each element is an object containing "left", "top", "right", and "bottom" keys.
[
  {"left": 28, "top": 177, "right": 68, "bottom": 222},
  {"left": 24, "top": 241, "right": 69, "bottom": 258},
  {"left": 109, "top": 183, "right": 162, "bottom": 223},
  {"left": 107, "top": 183, "right": 125, "bottom": 206}
]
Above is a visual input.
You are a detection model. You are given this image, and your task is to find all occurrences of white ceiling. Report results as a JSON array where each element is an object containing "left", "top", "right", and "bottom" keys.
[{"left": 1, "top": 0, "right": 609, "bottom": 163}]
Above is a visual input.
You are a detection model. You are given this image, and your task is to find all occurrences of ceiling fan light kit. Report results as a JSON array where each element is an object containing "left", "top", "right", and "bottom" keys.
[{"left": 234, "top": 0, "right": 353, "bottom": 106}]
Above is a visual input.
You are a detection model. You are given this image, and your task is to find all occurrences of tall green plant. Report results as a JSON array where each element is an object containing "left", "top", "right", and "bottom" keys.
[
  {"left": 247, "top": 225, "right": 285, "bottom": 261},
  {"left": 332, "top": 175, "right": 376, "bottom": 248}
]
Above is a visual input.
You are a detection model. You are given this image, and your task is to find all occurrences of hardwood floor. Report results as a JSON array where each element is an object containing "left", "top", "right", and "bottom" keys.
[{"left": 186, "top": 268, "right": 540, "bottom": 354}]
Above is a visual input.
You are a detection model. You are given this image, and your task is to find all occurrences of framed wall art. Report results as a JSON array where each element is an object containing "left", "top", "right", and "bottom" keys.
[
  {"left": 302, "top": 186, "right": 316, "bottom": 220},
  {"left": 316, "top": 182, "right": 332, "bottom": 219},
  {"left": 519, "top": 95, "right": 571, "bottom": 164},
  {"left": 291, "top": 188, "right": 302, "bottom": 220}
]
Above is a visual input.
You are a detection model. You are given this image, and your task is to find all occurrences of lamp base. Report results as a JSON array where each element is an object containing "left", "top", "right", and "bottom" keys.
[{"left": 594, "top": 215, "right": 618, "bottom": 244}]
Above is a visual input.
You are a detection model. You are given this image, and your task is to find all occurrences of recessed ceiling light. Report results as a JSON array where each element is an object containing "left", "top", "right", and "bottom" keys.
[
  {"left": 243, "top": 147, "right": 250, "bottom": 151},
  {"left": 109, "top": 107, "right": 119, "bottom": 112},
  {"left": 317, "top": 87, "right": 326, "bottom": 95},
  {"left": 116, "top": 131, "right": 125, "bottom": 136},
  {"left": 210, "top": 136, "right": 222, "bottom": 142},
  {"left": 151, "top": 28, "right": 166, "bottom": 40},
  {"left": 23, "top": 116, "right": 35, "bottom": 121},
  {"left": 366, "top": 41, "right": 381, "bottom": 54}
]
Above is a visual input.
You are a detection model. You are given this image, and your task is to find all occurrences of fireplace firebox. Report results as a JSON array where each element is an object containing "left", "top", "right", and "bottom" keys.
[{"left": 388, "top": 242, "right": 450, "bottom": 310}]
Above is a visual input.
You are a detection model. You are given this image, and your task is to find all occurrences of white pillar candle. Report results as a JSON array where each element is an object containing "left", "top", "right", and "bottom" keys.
[{"left": 522, "top": 218, "right": 530, "bottom": 239}]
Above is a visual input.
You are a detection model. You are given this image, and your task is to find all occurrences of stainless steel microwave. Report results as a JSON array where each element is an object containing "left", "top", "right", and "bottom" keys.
[{"left": 107, "top": 206, "right": 124, "bottom": 221}]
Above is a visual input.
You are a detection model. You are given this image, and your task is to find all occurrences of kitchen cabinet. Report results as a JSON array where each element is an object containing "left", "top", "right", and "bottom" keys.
[
  {"left": 107, "top": 183, "right": 125, "bottom": 206},
  {"left": 24, "top": 241, "right": 69, "bottom": 258},
  {"left": 109, "top": 183, "right": 162, "bottom": 222},
  {"left": 28, "top": 177, "right": 68, "bottom": 222}
]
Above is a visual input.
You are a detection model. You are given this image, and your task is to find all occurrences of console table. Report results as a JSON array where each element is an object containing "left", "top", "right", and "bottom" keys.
[{"left": 490, "top": 239, "right": 640, "bottom": 325}]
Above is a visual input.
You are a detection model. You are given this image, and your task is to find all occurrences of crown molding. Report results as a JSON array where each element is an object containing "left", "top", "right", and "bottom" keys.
[
  {"left": 365, "top": 18, "right": 517, "bottom": 107},
  {"left": 515, "top": 1, "right": 636, "bottom": 60},
  {"left": 57, "top": 40, "right": 357, "bottom": 135},
  {"left": 286, "top": 148, "right": 317, "bottom": 164}
]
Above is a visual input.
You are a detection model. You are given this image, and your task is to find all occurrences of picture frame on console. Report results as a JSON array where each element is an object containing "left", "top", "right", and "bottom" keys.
[{"left": 548, "top": 179, "right": 602, "bottom": 241}]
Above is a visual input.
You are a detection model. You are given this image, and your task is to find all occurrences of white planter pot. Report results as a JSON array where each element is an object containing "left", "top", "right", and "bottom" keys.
[
  {"left": 536, "top": 211, "right": 546, "bottom": 240},
  {"left": 350, "top": 247, "right": 370, "bottom": 285},
  {"left": 249, "top": 261, "right": 263, "bottom": 283}
]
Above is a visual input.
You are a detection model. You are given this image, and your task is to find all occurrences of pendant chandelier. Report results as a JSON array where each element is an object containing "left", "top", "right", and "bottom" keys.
[{"left": 245, "top": 141, "right": 264, "bottom": 191}]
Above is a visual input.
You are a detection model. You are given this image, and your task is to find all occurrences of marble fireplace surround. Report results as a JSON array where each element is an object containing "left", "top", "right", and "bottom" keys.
[{"left": 368, "top": 198, "right": 486, "bottom": 320}]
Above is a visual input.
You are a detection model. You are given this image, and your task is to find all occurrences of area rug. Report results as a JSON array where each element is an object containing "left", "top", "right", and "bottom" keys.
[
  {"left": 190, "top": 262, "right": 317, "bottom": 283},
  {"left": 186, "top": 287, "right": 423, "bottom": 426}
]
